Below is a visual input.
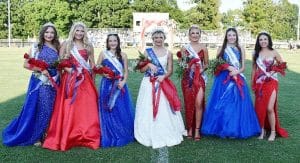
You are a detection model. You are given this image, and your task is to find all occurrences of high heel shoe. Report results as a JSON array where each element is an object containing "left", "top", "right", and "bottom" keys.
[
  {"left": 257, "top": 128, "right": 265, "bottom": 140},
  {"left": 34, "top": 141, "right": 42, "bottom": 147},
  {"left": 194, "top": 128, "right": 201, "bottom": 141},
  {"left": 187, "top": 129, "right": 192, "bottom": 139},
  {"left": 268, "top": 131, "right": 276, "bottom": 141}
]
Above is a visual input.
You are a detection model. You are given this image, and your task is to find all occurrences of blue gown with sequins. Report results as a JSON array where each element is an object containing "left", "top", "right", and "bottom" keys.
[
  {"left": 98, "top": 59, "right": 134, "bottom": 147},
  {"left": 2, "top": 45, "right": 58, "bottom": 146}
]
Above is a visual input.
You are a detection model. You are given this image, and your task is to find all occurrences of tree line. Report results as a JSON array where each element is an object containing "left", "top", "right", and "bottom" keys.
[{"left": 0, "top": 0, "right": 298, "bottom": 40}]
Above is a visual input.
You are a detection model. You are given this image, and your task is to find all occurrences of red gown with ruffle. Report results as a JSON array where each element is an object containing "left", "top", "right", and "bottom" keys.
[
  {"left": 253, "top": 68, "right": 288, "bottom": 138},
  {"left": 181, "top": 50, "right": 206, "bottom": 130},
  {"left": 43, "top": 49, "right": 101, "bottom": 151}
]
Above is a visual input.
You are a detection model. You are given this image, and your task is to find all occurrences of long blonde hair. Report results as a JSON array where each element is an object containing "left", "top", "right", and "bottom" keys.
[{"left": 63, "top": 22, "right": 92, "bottom": 58}]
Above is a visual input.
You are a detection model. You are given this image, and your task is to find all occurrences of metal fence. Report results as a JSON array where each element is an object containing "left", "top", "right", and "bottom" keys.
[{"left": 0, "top": 28, "right": 297, "bottom": 49}]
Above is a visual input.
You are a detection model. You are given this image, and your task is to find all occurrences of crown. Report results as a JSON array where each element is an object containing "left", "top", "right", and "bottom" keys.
[
  {"left": 259, "top": 30, "right": 269, "bottom": 34},
  {"left": 43, "top": 22, "right": 55, "bottom": 27},
  {"left": 190, "top": 24, "right": 199, "bottom": 28},
  {"left": 151, "top": 28, "right": 165, "bottom": 35},
  {"left": 108, "top": 32, "right": 119, "bottom": 36}
]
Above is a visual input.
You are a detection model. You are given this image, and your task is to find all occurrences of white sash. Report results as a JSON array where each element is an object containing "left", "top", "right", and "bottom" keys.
[
  {"left": 31, "top": 43, "right": 39, "bottom": 59},
  {"left": 103, "top": 50, "right": 123, "bottom": 76},
  {"left": 30, "top": 43, "right": 55, "bottom": 84},
  {"left": 224, "top": 46, "right": 245, "bottom": 78},
  {"left": 28, "top": 43, "right": 59, "bottom": 92},
  {"left": 256, "top": 56, "right": 278, "bottom": 82},
  {"left": 71, "top": 46, "right": 91, "bottom": 72},
  {"left": 184, "top": 44, "right": 207, "bottom": 84},
  {"left": 184, "top": 44, "right": 202, "bottom": 66}
]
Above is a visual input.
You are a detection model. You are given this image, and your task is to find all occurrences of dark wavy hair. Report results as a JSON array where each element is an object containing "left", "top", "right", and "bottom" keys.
[
  {"left": 106, "top": 34, "right": 122, "bottom": 60},
  {"left": 217, "top": 28, "right": 241, "bottom": 61},
  {"left": 253, "top": 32, "right": 273, "bottom": 64},
  {"left": 38, "top": 25, "right": 60, "bottom": 52}
]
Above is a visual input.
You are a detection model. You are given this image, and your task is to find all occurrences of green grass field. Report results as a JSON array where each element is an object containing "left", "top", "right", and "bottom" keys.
[{"left": 0, "top": 47, "right": 299, "bottom": 162}]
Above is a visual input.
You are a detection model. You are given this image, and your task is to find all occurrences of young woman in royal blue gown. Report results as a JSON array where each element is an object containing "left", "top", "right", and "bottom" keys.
[
  {"left": 95, "top": 34, "right": 134, "bottom": 147},
  {"left": 2, "top": 23, "right": 60, "bottom": 146},
  {"left": 201, "top": 28, "right": 260, "bottom": 139}
]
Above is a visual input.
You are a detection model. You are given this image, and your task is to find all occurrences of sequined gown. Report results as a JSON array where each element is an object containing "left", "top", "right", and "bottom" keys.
[
  {"left": 253, "top": 56, "right": 288, "bottom": 137},
  {"left": 2, "top": 45, "right": 58, "bottom": 146},
  {"left": 43, "top": 49, "right": 100, "bottom": 151},
  {"left": 181, "top": 49, "right": 206, "bottom": 130}
]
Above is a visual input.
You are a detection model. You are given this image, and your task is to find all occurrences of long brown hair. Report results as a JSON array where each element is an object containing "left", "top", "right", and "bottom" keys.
[
  {"left": 217, "top": 28, "right": 241, "bottom": 61},
  {"left": 38, "top": 23, "right": 60, "bottom": 52},
  {"left": 253, "top": 32, "right": 274, "bottom": 65},
  {"left": 106, "top": 34, "right": 122, "bottom": 61}
]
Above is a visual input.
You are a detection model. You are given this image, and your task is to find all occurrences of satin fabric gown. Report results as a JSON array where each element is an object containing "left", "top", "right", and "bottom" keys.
[
  {"left": 253, "top": 56, "right": 288, "bottom": 137},
  {"left": 201, "top": 47, "right": 261, "bottom": 138},
  {"left": 2, "top": 45, "right": 58, "bottom": 146},
  {"left": 98, "top": 58, "right": 134, "bottom": 147},
  {"left": 43, "top": 49, "right": 100, "bottom": 151},
  {"left": 134, "top": 53, "right": 186, "bottom": 149}
]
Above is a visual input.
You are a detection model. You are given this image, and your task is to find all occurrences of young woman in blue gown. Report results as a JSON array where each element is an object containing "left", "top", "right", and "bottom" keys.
[
  {"left": 95, "top": 34, "right": 134, "bottom": 147},
  {"left": 201, "top": 28, "right": 260, "bottom": 139},
  {"left": 2, "top": 23, "right": 60, "bottom": 146}
]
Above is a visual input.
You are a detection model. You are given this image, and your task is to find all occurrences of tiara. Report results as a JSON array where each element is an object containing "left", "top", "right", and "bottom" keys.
[
  {"left": 190, "top": 24, "right": 199, "bottom": 28},
  {"left": 259, "top": 30, "right": 269, "bottom": 34},
  {"left": 43, "top": 22, "right": 55, "bottom": 27},
  {"left": 108, "top": 32, "right": 118, "bottom": 35},
  {"left": 151, "top": 28, "right": 165, "bottom": 35}
]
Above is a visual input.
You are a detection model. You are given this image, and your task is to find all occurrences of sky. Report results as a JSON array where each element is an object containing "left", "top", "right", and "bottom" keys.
[{"left": 177, "top": 0, "right": 300, "bottom": 13}]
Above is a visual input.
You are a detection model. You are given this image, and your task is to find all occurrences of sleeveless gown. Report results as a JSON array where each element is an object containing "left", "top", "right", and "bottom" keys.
[
  {"left": 201, "top": 47, "right": 261, "bottom": 138},
  {"left": 253, "top": 56, "right": 288, "bottom": 137},
  {"left": 134, "top": 51, "right": 186, "bottom": 149},
  {"left": 181, "top": 49, "right": 206, "bottom": 130},
  {"left": 98, "top": 56, "right": 134, "bottom": 147},
  {"left": 43, "top": 49, "right": 100, "bottom": 151}
]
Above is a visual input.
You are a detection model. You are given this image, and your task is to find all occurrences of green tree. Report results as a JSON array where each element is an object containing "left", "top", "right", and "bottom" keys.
[
  {"left": 74, "top": 0, "right": 132, "bottom": 28},
  {"left": 243, "top": 0, "right": 298, "bottom": 40},
  {"left": 132, "top": 0, "right": 184, "bottom": 28},
  {"left": 184, "top": 0, "right": 221, "bottom": 30},
  {"left": 271, "top": 0, "right": 298, "bottom": 40},
  {"left": 221, "top": 9, "right": 244, "bottom": 29},
  {"left": 19, "top": 0, "right": 72, "bottom": 38},
  {"left": 7, "top": 0, "right": 26, "bottom": 39},
  {"left": 0, "top": 1, "right": 7, "bottom": 39},
  {"left": 242, "top": 0, "right": 273, "bottom": 35}
]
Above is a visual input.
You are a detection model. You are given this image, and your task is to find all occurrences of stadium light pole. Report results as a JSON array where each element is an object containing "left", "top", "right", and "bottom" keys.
[
  {"left": 8, "top": 0, "right": 11, "bottom": 47},
  {"left": 297, "top": 2, "right": 299, "bottom": 41}
]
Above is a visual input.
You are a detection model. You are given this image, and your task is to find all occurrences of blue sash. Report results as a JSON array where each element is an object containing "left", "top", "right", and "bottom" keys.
[{"left": 144, "top": 48, "right": 165, "bottom": 77}]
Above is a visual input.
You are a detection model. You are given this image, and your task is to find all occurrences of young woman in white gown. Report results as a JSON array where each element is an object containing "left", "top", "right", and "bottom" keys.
[{"left": 134, "top": 29, "right": 186, "bottom": 149}]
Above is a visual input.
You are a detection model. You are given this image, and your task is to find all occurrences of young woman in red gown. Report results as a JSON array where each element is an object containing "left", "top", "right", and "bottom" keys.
[
  {"left": 178, "top": 26, "right": 208, "bottom": 140},
  {"left": 252, "top": 32, "right": 288, "bottom": 141},
  {"left": 43, "top": 22, "right": 100, "bottom": 151}
]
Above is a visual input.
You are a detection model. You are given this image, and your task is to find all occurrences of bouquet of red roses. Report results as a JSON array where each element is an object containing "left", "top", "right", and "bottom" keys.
[
  {"left": 134, "top": 51, "right": 151, "bottom": 71},
  {"left": 56, "top": 59, "right": 73, "bottom": 71},
  {"left": 175, "top": 50, "right": 202, "bottom": 79},
  {"left": 271, "top": 61, "right": 287, "bottom": 76},
  {"left": 206, "top": 58, "right": 229, "bottom": 76},
  {"left": 93, "top": 66, "right": 121, "bottom": 79},
  {"left": 24, "top": 53, "right": 49, "bottom": 71},
  {"left": 24, "top": 53, "right": 58, "bottom": 90}
]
